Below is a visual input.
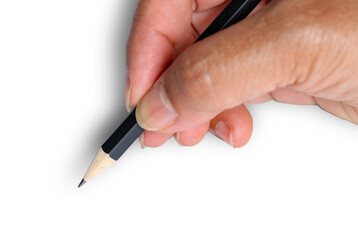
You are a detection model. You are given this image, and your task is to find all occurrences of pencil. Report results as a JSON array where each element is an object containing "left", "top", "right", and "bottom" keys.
[{"left": 78, "top": 0, "right": 261, "bottom": 188}]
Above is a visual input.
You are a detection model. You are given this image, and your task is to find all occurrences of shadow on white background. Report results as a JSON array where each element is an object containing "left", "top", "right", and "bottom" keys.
[{"left": 0, "top": 1, "right": 357, "bottom": 240}]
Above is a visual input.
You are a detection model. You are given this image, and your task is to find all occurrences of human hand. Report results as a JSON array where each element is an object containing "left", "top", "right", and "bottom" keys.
[{"left": 126, "top": 0, "right": 358, "bottom": 148}]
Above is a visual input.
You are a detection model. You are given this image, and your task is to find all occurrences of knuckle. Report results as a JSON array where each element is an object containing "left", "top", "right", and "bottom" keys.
[
  {"left": 268, "top": 0, "right": 351, "bottom": 88},
  {"left": 165, "top": 52, "right": 217, "bottom": 113}
]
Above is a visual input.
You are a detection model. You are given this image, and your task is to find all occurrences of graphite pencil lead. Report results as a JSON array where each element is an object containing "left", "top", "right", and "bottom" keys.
[{"left": 78, "top": 179, "right": 86, "bottom": 188}]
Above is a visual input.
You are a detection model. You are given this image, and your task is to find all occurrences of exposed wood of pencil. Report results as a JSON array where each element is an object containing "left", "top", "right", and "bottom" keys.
[{"left": 83, "top": 148, "right": 116, "bottom": 182}]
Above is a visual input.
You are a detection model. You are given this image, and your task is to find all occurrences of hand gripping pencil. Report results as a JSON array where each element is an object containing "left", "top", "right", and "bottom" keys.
[{"left": 78, "top": 0, "right": 261, "bottom": 188}]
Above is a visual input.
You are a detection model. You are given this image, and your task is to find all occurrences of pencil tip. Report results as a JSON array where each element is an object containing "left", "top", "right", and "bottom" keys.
[{"left": 78, "top": 179, "right": 86, "bottom": 188}]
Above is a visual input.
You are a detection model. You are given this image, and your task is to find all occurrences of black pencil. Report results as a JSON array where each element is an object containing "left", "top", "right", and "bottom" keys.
[{"left": 78, "top": 0, "right": 261, "bottom": 188}]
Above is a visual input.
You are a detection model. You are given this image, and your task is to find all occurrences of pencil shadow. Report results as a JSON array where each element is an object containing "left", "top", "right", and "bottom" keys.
[{"left": 71, "top": 0, "right": 140, "bottom": 179}]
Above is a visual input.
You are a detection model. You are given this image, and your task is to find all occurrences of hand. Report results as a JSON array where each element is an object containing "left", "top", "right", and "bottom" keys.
[{"left": 126, "top": 0, "right": 358, "bottom": 148}]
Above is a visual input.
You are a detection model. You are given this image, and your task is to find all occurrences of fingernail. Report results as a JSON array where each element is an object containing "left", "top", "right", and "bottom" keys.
[
  {"left": 139, "top": 133, "right": 146, "bottom": 149},
  {"left": 192, "top": 1, "right": 197, "bottom": 11},
  {"left": 125, "top": 73, "right": 133, "bottom": 113},
  {"left": 215, "top": 122, "right": 235, "bottom": 148},
  {"left": 136, "top": 80, "right": 177, "bottom": 131},
  {"left": 175, "top": 132, "right": 182, "bottom": 146}
]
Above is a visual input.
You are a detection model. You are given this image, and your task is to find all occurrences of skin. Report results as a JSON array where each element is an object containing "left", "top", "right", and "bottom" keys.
[{"left": 126, "top": 0, "right": 358, "bottom": 148}]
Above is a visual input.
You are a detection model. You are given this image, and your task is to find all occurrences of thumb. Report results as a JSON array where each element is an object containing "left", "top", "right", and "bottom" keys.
[{"left": 136, "top": 3, "right": 296, "bottom": 132}]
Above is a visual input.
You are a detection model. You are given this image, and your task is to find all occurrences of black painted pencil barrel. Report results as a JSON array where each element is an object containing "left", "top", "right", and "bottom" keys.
[{"left": 102, "top": 110, "right": 144, "bottom": 160}]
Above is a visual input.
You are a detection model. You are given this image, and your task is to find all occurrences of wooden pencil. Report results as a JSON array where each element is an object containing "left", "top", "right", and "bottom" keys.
[{"left": 78, "top": 0, "right": 261, "bottom": 188}]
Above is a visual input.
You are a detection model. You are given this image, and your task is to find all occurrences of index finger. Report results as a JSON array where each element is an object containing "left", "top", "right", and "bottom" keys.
[{"left": 126, "top": 0, "right": 228, "bottom": 110}]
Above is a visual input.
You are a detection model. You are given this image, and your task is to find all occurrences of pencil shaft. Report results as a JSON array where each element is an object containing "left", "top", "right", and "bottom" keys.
[{"left": 102, "top": 110, "right": 143, "bottom": 160}]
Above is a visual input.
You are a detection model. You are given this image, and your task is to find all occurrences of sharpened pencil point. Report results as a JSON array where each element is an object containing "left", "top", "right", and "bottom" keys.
[{"left": 78, "top": 179, "right": 86, "bottom": 188}]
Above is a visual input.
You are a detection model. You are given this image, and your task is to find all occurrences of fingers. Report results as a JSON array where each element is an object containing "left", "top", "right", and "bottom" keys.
[
  {"left": 174, "top": 105, "right": 253, "bottom": 148},
  {"left": 126, "top": 0, "right": 231, "bottom": 110},
  {"left": 139, "top": 131, "right": 172, "bottom": 148},
  {"left": 139, "top": 122, "right": 209, "bottom": 148},
  {"left": 141, "top": 105, "right": 253, "bottom": 148},
  {"left": 133, "top": 0, "right": 358, "bottom": 149},
  {"left": 210, "top": 105, "right": 253, "bottom": 148},
  {"left": 177, "top": 1, "right": 231, "bottom": 54},
  {"left": 136, "top": 3, "right": 295, "bottom": 133},
  {"left": 126, "top": 0, "right": 192, "bottom": 110},
  {"left": 174, "top": 122, "right": 210, "bottom": 146},
  {"left": 129, "top": 0, "right": 268, "bottom": 149}
]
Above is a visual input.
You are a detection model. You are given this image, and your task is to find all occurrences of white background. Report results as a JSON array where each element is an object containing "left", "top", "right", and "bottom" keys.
[{"left": 0, "top": 0, "right": 357, "bottom": 239}]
